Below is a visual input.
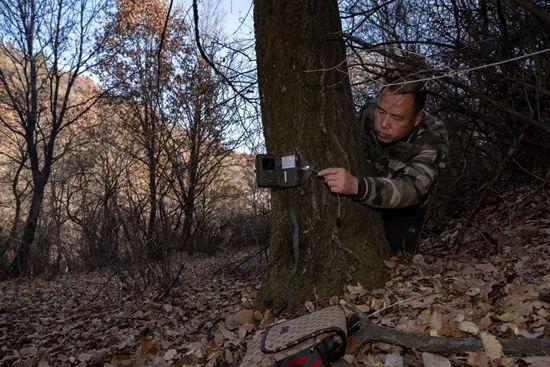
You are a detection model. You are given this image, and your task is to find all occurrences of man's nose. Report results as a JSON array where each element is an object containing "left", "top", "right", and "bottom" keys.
[{"left": 380, "top": 115, "right": 390, "bottom": 129}]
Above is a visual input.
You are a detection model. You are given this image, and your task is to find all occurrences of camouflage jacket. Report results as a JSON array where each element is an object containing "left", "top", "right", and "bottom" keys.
[{"left": 355, "top": 101, "right": 449, "bottom": 209}]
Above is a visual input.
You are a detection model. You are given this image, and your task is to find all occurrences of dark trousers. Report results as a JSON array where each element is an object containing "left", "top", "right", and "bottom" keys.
[{"left": 380, "top": 206, "right": 425, "bottom": 253}]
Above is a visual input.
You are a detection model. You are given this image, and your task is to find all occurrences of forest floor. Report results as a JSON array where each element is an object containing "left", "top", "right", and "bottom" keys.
[{"left": 1, "top": 183, "right": 549, "bottom": 367}]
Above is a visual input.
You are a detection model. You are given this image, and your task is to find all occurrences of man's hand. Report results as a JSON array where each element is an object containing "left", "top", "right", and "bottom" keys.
[{"left": 318, "top": 167, "right": 359, "bottom": 195}]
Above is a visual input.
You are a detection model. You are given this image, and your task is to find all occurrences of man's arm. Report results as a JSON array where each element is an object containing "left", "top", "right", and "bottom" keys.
[
  {"left": 319, "top": 145, "right": 440, "bottom": 209},
  {"left": 355, "top": 146, "right": 438, "bottom": 208}
]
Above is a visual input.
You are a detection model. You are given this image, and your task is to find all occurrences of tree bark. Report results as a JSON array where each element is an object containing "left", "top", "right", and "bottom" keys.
[
  {"left": 254, "top": 0, "right": 388, "bottom": 312},
  {"left": 0, "top": 159, "right": 26, "bottom": 270},
  {"left": 182, "top": 100, "right": 200, "bottom": 254},
  {"left": 9, "top": 178, "right": 46, "bottom": 277}
]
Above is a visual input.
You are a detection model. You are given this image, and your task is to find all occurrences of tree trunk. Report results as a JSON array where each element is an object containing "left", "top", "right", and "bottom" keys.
[
  {"left": 0, "top": 161, "right": 26, "bottom": 271},
  {"left": 182, "top": 198, "right": 195, "bottom": 253},
  {"left": 146, "top": 119, "right": 160, "bottom": 259},
  {"left": 182, "top": 102, "right": 201, "bottom": 254},
  {"left": 182, "top": 150, "right": 198, "bottom": 254},
  {"left": 254, "top": 0, "right": 388, "bottom": 312},
  {"left": 9, "top": 179, "right": 46, "bottom": 277}
]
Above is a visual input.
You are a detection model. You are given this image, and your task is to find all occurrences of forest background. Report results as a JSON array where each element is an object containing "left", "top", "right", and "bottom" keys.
[{"left": 0, "top": 0, "right": 549, "bottom": 365}]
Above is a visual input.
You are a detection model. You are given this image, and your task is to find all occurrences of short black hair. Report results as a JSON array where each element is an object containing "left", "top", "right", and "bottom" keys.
[{"left": 381, "top": 74, "right": 427, "bottom": 114}]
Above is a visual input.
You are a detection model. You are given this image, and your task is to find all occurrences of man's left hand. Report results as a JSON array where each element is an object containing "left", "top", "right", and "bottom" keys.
[{"left": 318, "top": 167, "right": 359, "bottom": 195}]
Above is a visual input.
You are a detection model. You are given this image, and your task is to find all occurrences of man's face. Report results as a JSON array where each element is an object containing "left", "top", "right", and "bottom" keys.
[{"left": 373, "top": 90, "right": 423, "bottom": 144}]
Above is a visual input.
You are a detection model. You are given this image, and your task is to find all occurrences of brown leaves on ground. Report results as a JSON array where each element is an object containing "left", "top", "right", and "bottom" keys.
[
  {"left": 338, "top": 184, "right": 550, "bottom": 366},
  {"left": 0, "top": 253, "right": 263, "bottom": 366},
  {"left": 1, "top": 184, "right": 548, "bottom": 366}
]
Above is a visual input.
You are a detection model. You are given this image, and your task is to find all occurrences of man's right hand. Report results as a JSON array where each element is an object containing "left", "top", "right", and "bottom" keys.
[{"left": 317, "top": 167, "right": 359, "bottom": 195}]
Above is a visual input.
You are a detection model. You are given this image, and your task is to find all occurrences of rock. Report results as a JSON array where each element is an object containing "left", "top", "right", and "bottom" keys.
[{"left": 234, "top": 309, "right": 255, "bottom": 325}]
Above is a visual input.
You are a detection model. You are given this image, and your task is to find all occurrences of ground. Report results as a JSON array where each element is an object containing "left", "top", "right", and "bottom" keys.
[{"left": 1, "top": 183, "right": 549, "bottom": 366}]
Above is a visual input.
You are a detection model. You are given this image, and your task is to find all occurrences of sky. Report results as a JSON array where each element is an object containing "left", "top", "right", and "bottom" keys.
[{"left": 219, "top": 0, "right": 254, "bottom": 38}]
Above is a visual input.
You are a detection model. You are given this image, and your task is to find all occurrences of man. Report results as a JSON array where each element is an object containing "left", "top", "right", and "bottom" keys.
[{"left": 318, "top": 77, "right": 449, "bottom": 253}]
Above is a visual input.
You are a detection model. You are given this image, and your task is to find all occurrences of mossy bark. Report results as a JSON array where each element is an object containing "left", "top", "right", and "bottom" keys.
[{"left": 254, "top": 0, "right": 389, "bottom": 312}]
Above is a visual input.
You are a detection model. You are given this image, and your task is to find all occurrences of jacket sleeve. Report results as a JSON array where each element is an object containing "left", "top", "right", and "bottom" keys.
[{"left": 355, "top": 145, "right": 440, "bottom": 208}]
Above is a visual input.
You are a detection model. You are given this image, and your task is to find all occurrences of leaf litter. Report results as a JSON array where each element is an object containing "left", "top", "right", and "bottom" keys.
[{"left": 1, "top": 184, "right": 548, "bottom": 366}]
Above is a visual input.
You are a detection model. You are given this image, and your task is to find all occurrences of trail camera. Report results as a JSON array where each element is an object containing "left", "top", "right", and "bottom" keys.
[{"left": 256, "top": 154, "right": 311, "bottom": 188}]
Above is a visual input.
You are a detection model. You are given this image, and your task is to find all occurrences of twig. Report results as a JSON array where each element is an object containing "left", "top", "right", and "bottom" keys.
[
  {"left": 228, "top": 245, "right": 269, "bottom": 275},
  {"left": 154, "top": 259, "right": 186, "bottom": 301},
  {"left": 192, "top": 0, "right": 254, "bottom": 103}
]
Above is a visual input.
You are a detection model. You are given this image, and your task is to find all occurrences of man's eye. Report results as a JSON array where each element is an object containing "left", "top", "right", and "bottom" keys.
[{"left": 376, "top": 108, "right": 385, "bottom": 114}]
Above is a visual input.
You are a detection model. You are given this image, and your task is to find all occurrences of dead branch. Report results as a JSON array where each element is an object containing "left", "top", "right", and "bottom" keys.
[{"left": 352, "top": 323, "right": 550, "bottom": 356}]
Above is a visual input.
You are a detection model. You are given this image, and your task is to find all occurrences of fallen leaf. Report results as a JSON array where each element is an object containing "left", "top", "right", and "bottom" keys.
[
  {"left": 459, "top": 321, "right": 479, "bottom": 335},
  {"left": 521, "top": 356, "right": 550, "bottom": 367},
  {"left": 343, "top": 354, "right": 354, "bottom": 363},
  {"left": 430, "top": 310, "right": 443, "bottom": 332},
  {"left": 422, "top": 352, "right": 451, "bottom": 367},
  {"left": 234, "top": 309, "right": 255, "bottom": 325},
  {"left": 412, "top": 254, "right": 426, "bottom": 266},
  {"left": 384, "top": 352, "right": 403, "bottom": 367},
  {"left": 480, "top": 331, "right": 503, "bottom": 361},
  {"left": 475, "top": 263, "right": 498, "bottom": 272},
  {"left": 467, "top": 351, "right": 490, "bottom": 367},
  {"left": 516, "top": 329, "right": 543, "bottom": 339},
  {"left": 163, "top": 349, "right": 177, "bottom": 361},
  {"left": 497, "top": 312, "right": 518, "bottom": 322}
]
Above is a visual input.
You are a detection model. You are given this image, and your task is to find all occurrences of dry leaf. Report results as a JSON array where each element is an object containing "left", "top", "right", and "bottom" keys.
[
  {"left": 480, "top": 331, "right": 503, "bottom": 361},
  {"left": 467, "top": 351, "right": 490, "bottom": 367},
  {"left": 234, "top": 309, "right": 255, "bottom": 325},
  {"left": 521, "top": 356, "right": 550, "bottom": 367},
  {"left": 459, "top": 321, "right": 479, "bottom": 335},
  {"left": 163, "top": 349, "right": 177, "bottom": 361},
  {"left": 430, "top": 310, "right": 443, "bottom": 332},
  {"left": 384, "top": 352, "right": 403, "bottom": 367},
  {"left": 516, "top": 329, "right": 543, "bottom": 339},
  {"left": 422, "top": 352, "right": 451, "bottom": 367},
  {"left": 497, "top": 312, "right": 518, "bottom": 322}
]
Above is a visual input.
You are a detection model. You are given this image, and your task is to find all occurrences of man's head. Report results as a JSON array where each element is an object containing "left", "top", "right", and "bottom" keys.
[{"left": 373, "top": 77, "right": 427, "bottom": 144}]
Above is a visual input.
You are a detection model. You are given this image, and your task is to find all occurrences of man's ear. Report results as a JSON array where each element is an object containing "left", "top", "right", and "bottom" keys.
[{"left": 413, "top": 111, "right": 424, "bottom": 126}]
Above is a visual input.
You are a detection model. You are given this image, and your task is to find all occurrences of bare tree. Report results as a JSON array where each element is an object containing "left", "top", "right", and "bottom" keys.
[
  {"left": 98, "top": 0, "right": 195, "bottom": 258},
  {"left": 0, "top": 0, "right": 112, "bottom": 276},
  {"left": 341, "top": 0, "right": 549, "bottom": 225},
  {"left": 0, "top": 135, "right": 30, "bottom": 273}
]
